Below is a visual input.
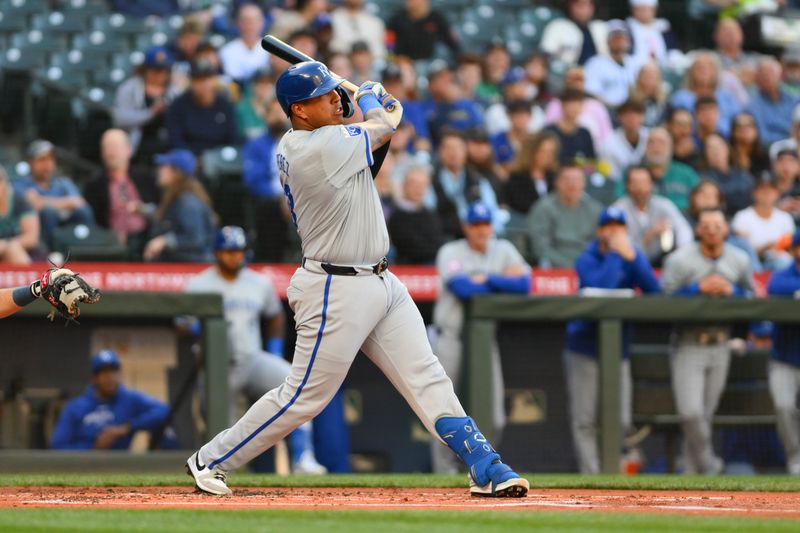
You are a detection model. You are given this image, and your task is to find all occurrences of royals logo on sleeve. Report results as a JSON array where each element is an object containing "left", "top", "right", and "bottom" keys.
[{"left": 344, "top": 125, "right": 362, "bottom": 137}]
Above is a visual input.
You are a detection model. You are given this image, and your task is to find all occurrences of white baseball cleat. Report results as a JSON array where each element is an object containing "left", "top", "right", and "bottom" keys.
[
  {"left": 292, "top": 451, "right": 328, "bottom": 475},
  {"left": 186, "top": 451, "right": 232, "bottom": 496}
]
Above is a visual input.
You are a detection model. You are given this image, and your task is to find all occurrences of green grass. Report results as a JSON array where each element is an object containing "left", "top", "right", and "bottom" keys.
[
  {"left": 3, "top": 473, "right": 800, "bottom": 492},
  {"left": 0, "top": 508, "right": 797, "bottom": 533}
]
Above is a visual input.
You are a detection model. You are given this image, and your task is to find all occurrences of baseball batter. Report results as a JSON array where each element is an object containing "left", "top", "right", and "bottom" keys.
[
  {"left": 184, "top": 226, "right": 326, "bottom": 474},
  {"left": 186, "top": 61, "right": 529, "bottom": 497},
  {"left": 431, "top": 201, "right": 531, "bottom": 473}
]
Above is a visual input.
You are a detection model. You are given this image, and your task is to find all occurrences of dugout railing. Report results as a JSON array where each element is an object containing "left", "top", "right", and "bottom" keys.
[{"left": 463, "top": 296, "right": 800, "bottom": 474}]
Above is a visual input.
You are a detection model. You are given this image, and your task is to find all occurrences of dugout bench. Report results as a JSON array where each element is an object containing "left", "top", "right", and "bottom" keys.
[{"left": 463, "top": 296, "right": 800, "bottom": 474}]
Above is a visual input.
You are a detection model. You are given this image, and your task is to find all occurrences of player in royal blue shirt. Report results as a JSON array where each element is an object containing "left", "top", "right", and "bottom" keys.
[{"left": 51, "top": 351, "right": 171, "bottom": 450}]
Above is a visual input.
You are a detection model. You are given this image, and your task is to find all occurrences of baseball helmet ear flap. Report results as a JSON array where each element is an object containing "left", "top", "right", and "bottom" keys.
[{"left": 336, "top": 86, "right": 354, "bottom": 118}]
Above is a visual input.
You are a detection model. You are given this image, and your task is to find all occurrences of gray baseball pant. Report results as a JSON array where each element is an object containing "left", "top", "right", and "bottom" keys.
[
  {"left": 563, "top": 350, "right": 632, "bottom": 474},
  {"left": 198, "top": 267, "right": 466, "bottom": 471},
  {"left": 430, "top": 328, "right": 506, "bottom": 474},
  {"left": 768, "top": 360, "right": 800, "bottom": 474},
  {"left": 670, "top": 344, "right": 730, "bottom": 474}
]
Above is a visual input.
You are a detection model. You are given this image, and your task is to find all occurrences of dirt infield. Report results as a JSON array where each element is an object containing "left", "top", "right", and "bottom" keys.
[{"left": 1, "top": 486, "right": 799, "bottom": 518}]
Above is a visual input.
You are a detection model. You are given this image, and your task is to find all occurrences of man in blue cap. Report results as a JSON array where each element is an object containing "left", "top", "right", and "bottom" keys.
[
  {"left": 766, "top": 229, "right": 800, "bottom": 474},
  {"left": 51, "top": 351, "right": 171, "bottom": 450},
  {"left": 431, "top": 201, "right": 531, "bottom": 473},
  {"left": 564, "top": 206, "right": 660, "bottom": 473}
]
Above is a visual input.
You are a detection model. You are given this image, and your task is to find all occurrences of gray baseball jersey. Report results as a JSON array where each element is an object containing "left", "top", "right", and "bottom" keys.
[
  {"left": 276, "top": 124, "right": 389, "bottom": 265},
  {"left": 434, "top": 238, "right": 530, "bottom": 332},
  {"left": 185, "top": 267, "right": 282, "bottom": 364}
]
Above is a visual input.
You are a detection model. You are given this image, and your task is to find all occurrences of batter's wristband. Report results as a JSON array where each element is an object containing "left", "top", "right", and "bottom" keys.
[{"left": 356, "top": 92, "right": 382, "bottom": 114}]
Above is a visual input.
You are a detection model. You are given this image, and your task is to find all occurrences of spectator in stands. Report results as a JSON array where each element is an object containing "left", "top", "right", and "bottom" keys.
[
  {"left": 667, "top": 107, "right": 701, "bottom": 168},
  {"left": 143, "top": 150, "right": 215, "bottom": 262},
  {"left": 169, "top": 18, "right": 206, "bottom": 90},
  {"left": 465, "top": 127, "right": 505, "bottom": 199},
  {"left": 388, "top": 166, "right": 444, "bottom": 264},
  {"left": 540, "top": 0, "right": 607, "bottom": 66},
  {"left": 484, "top": 68, "right": 545, "bottom": 139},
  {"left": 769, "top": 106, "right": 800, "bottom": 162},
  {"left": 456, "top": 53, "right": 483, "bottom": 101},
  {"left": 694, "top": 96, "right": 722, "bottom": 146},
  {"left": 732, "top": 176, "right": 796, "bottom": 270},
  {"left": 387, "top": 0, "right": 459, "bottom": 60},
  {"left": 431, "top": 130, "right": 500, "bottom": 240},
  {"left": 387, "top": 121, "right": 421, "bottom": 189},
  {"left": 629, "top": 61, "right": 668, "bottom": 128},
  {"left": 671, "top": 52, "right": 740, "bottom": 139},
  {"left": 167, "top": 60, "right": 240, "bottom": 156},
  {"left": 782, "top": 46, "right": 800, "bottom": 99},
  {"left": 584, "top": 20, "right": 641, "bottom": 109},
  {"left": 747, "top": 58, "right": 799, "bottom": 149},
  {"left": 765, "top": 230, "right": 800, "bottom": 475},
  {"left": 349, "top": 41, "right": 377, "bottom": 86},
  {"left": 242, "top": 98, "right": 291, "bottom": 262},
  {"left": 51, "top": 350, "right": 171, "bottom": 450},
  {"left": 544, "top": 89, "right": 596, "bottom": 165},
  {"left": 730, "top": 112, "right": 770, "bottom": 177},
  {"left": 236, "top": 70, "right": 274, "bottom": 140},
  {"left": 565, "top": 206, "right": 660, "bottom": 474},
  {"left": 0, "top": 165, "right": 37, "bottom": 264},
  {"left": 330, "top": 0, "right": 386, "bottom": 60},
  {"left": 714, "top": 18, "right": 759, "bottom": 89},
  {"left": 17, "top": 140, "right": 94, "bottom": 249},
  {"left": 700, "top": 133, "right": 755, "bottom": 217},
  {"left": 270, "top": 0, "right": 330, "bottom": 42},
  {"left": 626, "top": 0, "right": 681, "bottom": 68},
  {"left": 83, "top": 130, "right": 158, "bottom": 257},
  {"left": 773, "top": 148, "right": 800, "bottom": 222},
  {"left": 475, "top": 42, "right": 512, "bottom": 104},
  {"left": 545, "top": 66, "right": 613, "bottom": 149},
  {"left": 422, "top": 61, "right": 484, "bottom": 145},
  {"left": 642, "top": 127, "right": 700, "bottom": 212},
  {"left": 220, "top": 4, "right": 269, "bottom": 84},
  {"left": 381, "top": 63, "right": 430, "bottom": 153},
  {"left": 523, "top": 52, "right": 555, "bottom": 108},
  {"left": 529, "top": 163, "right": 602, "bottom": 268},
  {"left": 490, "top": 100, "right": 534, "bottom": 169},
  {"left": 271, "top": 29, "right": 320, "bottom": 75},
  {"left": 600, "top": 98, "right": 649, "bottom": 180},
  {"left": 661, "top": 207, "right": 753, "bottom": 475},
  {"left": 113, "top": 46, "right": 179, "bottom": 165},
  {"left": 613, "top": 166, "right": 693, "bottom": 265},
  {"left": 505, "top": 131, "right": 560, "bottom": 216}
]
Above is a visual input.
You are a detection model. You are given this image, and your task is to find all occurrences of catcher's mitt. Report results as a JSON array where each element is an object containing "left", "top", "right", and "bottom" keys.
[{"left": 37, "top": 268, "right": 101, "bottom": 322}]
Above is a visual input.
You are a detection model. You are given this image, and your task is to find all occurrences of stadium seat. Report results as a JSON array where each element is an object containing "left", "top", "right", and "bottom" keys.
[
  {"left": 0, "top": 46, "right": 49, "bottom": 72},
  {"left": 91, "top": 64, "right": 130, "bottom": 92},
  {"left": 0, "top": 0, "right": 49, "bottom": 15},
  {"left": 51, "top": 49, "right": 111, "bottom": 74},
  {"left": 201, "top": 146, "right": 252, "bottom": 229},
  {"left": 10, "top": 30, "right": 70, "bottom": 55},
  {"left": 134, "top": 32, "right": 172, "bottom": 52},
  {"left": 79, "top": 86, "right": 115, "bottom": 110},
  {"left": 92, "top": 13, "right": 149, "bottom": 37},
  {"left": 202, "top": 146, "right": 243, "bottom": 182},
  {"left": 32, "top": 11, "right": 92, "bottom": 37},
  {"left": 73, "top": 30, "right": 129, "bottom": 55},
  {"left": 35, "top": 64, "right": 89, "bottom": 93},
  {"left": 0, "top": 7, "right": 29, "bottom": 34},
  {"left": 52, "top": 224, "right": 128, "bottom": 261}
]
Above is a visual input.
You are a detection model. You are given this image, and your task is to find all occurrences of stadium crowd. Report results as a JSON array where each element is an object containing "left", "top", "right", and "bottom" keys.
[
  {"left": 3, "top": 0, "right": 800, "bottom": 270},
  {"left": 5, "top": 0, "right": 800, "bottom": 475}
]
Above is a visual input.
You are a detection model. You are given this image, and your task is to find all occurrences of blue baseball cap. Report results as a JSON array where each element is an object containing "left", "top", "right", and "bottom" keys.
[
  {"left": 598, "top": 206, "right": 627, "bottom": 226},
  {"left": 466, "top": 202, "right": 493, "bottom": 225},
  {"left": 750, "top": 321, "right": 773, "bottom": 338},
  {"left": 143, "top": 46, "right": 173, "bottom": 69},
  {"left": 154, "top": 149, "right": 197, "bottom": 176},
  {"left": 501, "top": 67, "right": 526, "bottom": 87},
  {"left": 792, "top": 229, "right": 800, "bottom": 248},
  {"left": 91, "top": 350, "right": 120, "bottom": 374}
]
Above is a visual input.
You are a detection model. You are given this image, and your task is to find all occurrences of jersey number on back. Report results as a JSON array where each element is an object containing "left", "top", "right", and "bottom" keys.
[{"left": 276, "top": 153, "right": 289, "bottom": 177}]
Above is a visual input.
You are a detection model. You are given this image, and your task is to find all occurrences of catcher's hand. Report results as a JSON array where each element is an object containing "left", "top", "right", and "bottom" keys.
[{"left": 37, "top": 268, "right": 101, "bottom": 321}]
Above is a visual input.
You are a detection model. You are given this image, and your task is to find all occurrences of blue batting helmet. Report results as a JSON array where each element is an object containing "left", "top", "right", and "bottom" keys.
[
  {"left": 214, "top": 226, "right": 247, "bottom": 251},
  {"left": 275, "top": 61, "right": 353, "bottom": 118}
]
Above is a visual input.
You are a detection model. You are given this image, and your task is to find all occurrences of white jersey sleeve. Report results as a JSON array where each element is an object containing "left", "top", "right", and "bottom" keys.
[
  {"left": 436, "top": 242, "right": 467, "bottom": 284},
  {"left": 316, "top": 124, "right": 374, "bottom": 188}
]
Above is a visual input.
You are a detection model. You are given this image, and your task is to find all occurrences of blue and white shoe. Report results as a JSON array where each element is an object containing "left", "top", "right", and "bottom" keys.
[{"left": 469, "top": 460, "right": 529, "bottom": 497}]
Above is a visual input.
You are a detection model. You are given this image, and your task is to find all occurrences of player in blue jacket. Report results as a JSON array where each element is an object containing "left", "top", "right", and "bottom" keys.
[
  {"left": 564, "top": 206, "right": 660, "bottom": 473},
  {"left": 51, "top": 351, "right": 170, "bottom": 450},
  {"left": 766, "top": 229, "right": 800, "bottom": 475}
]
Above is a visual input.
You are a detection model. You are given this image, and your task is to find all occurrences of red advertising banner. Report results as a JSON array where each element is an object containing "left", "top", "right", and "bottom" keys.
[{"left": 0, "top": 263, "right": 771, "bottom": 300}]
